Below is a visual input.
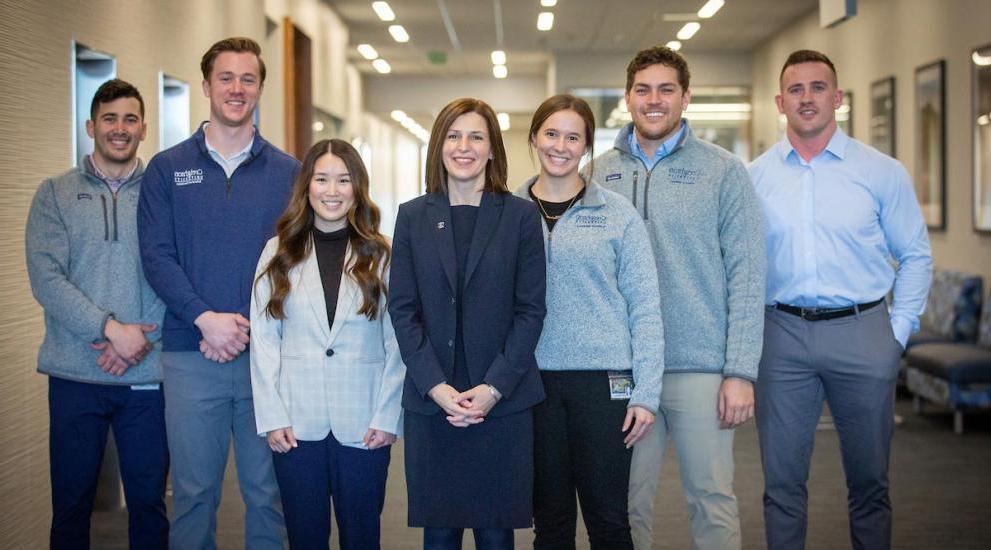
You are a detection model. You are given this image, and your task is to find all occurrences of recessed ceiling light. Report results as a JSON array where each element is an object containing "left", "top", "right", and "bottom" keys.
[
  {"left": 389, "top": 25, "right": 410, "bottom": 43},
  {"left": 697, "top": 0, "right": 724, "bottom": 19},
  {"left": 666, "top": 40, "right": 682, "bottom": 51},
  {"left": 497, "top": 112, "right": 511, "bottom": 131},
  {"left": 540, "top": 0, "right": 558, "bottom": 6},
  {"left": 537, "top": 12, "right": 554, "bottom": 31},
  {"left": 491, "top": 50, "right": 507, "bottom": 66},
  {"left": 677, "top": 22, "right": 701, "bottom": 40},
  {"left": 493, "top": 65, "right": 508, "bottom": 79},
  {"left": 372, "top": 1, "right": 395, "bottom": 22},
  {"left": 372, "top": 58, "right": 392, "bottom": 73},
  {"left": 357, "top": 44, "right": 379, "bottom": 60}
]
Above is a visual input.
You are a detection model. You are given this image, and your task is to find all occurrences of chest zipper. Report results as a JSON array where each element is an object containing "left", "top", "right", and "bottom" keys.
[
  {"left": 111, "top": 191, "right": 119, "bottom": 241},
  {"left": 100, "top": 195, "right": 109, "bottom": 241},
  {"left": 642, "top": 169, "right": 653, "bottom": 221}
]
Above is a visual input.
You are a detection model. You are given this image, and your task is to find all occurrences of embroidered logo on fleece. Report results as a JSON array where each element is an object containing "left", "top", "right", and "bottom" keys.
[
  {"left": 605, "top": 173, "right": 622, "bottom": 181},
  {"left": 174, "top": 169, "right": 204, "bottom": 186},
  {"left": 668, "top": 167, "right": 701, "bottom": 184},
  {"left": 575, "top": 214, "right": 607, "bottom": 228},
  {"left": 77, "top": 193, "right": 92, "bottom": 200}
]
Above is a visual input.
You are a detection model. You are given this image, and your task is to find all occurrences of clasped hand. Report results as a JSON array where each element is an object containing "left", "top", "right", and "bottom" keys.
[
  {"left": 195, "top": 311, "right": 250, "bottom": 363},
  {"left": 428, "top": 383, "right": 500, "bottom": 428}
]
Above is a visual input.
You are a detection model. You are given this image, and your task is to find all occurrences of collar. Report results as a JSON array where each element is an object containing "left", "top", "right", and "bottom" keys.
[
  {"left": 514, "top": 174, "right": 606, "bottom": 208},
  {"left": 627, "top": 119, "right": 686, "bottom": 164},
  {"left": 779, "top": 126, "right": 849, "bottom": 163},
  {"left": 81, "top": 154, "right": 145, "bottom": 186},
  {"left": 613, "top": 120, "right": 691, "bottom": 157},
  {"left": 194, "top": 121, "right": 266, "bottom": 158}
]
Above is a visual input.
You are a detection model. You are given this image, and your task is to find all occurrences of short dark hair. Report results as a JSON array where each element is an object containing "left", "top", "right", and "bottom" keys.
[
  {"left": 90, "top": 78, "right": 145, "bottom": 121},
  {"left": 201, "top": 37, "right": 266, "bottom": 83},
  {"left": 424, "top": 98, "right": 509, "bottom": 195},
  {"left": 626, "top": 46, "right": 691, "bottom": 92},
  {"left": 779, "top": 49, "right": 837, "bottom": 85}
]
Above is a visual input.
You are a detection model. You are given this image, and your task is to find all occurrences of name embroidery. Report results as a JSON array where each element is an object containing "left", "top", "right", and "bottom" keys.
[
  {"left": 77, "top": 193, "right": 92, "bottom": 200},
  {"left": 668, "top": 167, "right": 701, "bottom": 184},
  {"left": 575, "top": 214, "right": 607, "bottom": 228},
  {"left": 174, "top": 169, "right": 204, "bottom": 186},
  {"left": 605, "top": 173, "right": 622, "bottom": 181}
]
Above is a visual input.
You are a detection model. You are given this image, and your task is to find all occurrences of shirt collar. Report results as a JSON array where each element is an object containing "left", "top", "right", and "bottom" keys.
[
  {"left": 629, "top": 119, "right": 686, "bottom": 166},
  {"left": 203, "top": 123, "right": 255, "bottom": 161},
  {"left": 83, "top": 154, "right": 139, "bottom": 184},
  {"left": 778, "top": 126, "right": 849, "bottom": 163}
]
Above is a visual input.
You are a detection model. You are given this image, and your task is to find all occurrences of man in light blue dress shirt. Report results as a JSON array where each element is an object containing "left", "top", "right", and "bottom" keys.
[{"left": 749, "top": 50, "right": 932, "bottom": 550}]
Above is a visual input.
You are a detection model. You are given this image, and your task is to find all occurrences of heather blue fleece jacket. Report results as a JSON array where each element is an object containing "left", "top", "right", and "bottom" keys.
[
  {"left": 138, "top": 124, "right": 300, "bottom": 351},
  {"left": 514, "top": 178, "right": 665, "bottom": 413},
  {"left": 584, "top": 122, "right": 765, "bottom": 381}
]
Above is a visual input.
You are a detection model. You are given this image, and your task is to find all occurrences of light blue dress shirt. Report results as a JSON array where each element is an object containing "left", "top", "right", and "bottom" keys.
[
  {"left": 749, "top": 128, "right": 932, "bottom": 348},
  {"left": 628, "top": 119, "right": 686, "bottom": 169}
]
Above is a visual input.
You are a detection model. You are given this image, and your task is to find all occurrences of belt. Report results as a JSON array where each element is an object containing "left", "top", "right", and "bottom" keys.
[{"left": 773, "top": 298, "right": 884, "bottom": 321}]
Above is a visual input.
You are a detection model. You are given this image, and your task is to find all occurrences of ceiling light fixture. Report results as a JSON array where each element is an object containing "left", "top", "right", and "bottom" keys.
[
  {"left": 388, "top": 25, "right": 410, "bottom": 43},
  {"left": 371, "top": 1, "right": 395, "bottom": 22},
  {"left": 697, "top": 0, "right": 725, "bottom": 19},
  {"left": 497, "top": 112, "right": 511, "bottom": 131},
  {"left": 666, "top": 40, "right": 682, "bottom": 51},
  {"left": 537, "top": 12, "right": 554, "bottom": 31},
  {"left": 540, "top": 0, "right": 558, "bottom": 6},
  {"left": 391, "top": 110, "right": 407, "bottom": 122},
  {"left": 677, "top": 22, "right": 701, "bottom": 40},
  {"left": 493, "top": 64, "right": 508, "bottom": 79},
  {"left": 372, "top": 58, "right": 392, "bottom": 73},
  {"left": 357, "top": 44, "right": 379, "bottom": 60},
  {"left": 491, "top": 50, "right": 507, "bottom": 66}
]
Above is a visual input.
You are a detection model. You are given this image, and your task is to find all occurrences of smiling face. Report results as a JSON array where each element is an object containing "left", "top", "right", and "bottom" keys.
[
  {"left": 441, "top": 112, "right": 492, "bottom": 188},
  {"left": 308, "top": 152, "right": 355, "bottom": 232},
  {"left": 776, "top": 61, "right": 842, "bottom": 140},
  {"left": 86, "top": 96, "right": 146, "bottom": 168},
  {"left": 625, "top": 63, "right": 691, "bottom": 145},
  {"left": 202, "top": 51, "right": 262, "bottom": 129},
  {"left": 532, "top": 109, "right": 588, "bottom": 179}
]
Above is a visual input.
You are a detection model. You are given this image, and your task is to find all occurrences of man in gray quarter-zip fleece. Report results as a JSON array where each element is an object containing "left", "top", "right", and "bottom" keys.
[
  {"left": 585, "top": 46, "right": 766, "bottom": 550},
  {"left": 26, "top": 79, "right": 168, "bottom": 549}
]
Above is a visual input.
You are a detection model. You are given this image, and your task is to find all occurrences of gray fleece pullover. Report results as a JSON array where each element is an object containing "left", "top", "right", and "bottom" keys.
[
  {"left": 584, "top": 122, "right": 765, "bottom": 381},
  {"left": 514, "top": 178, "right": 665, "bottom": 413},
  {"left": 26, "top": 161, "right": 165, "bottom": 385}
]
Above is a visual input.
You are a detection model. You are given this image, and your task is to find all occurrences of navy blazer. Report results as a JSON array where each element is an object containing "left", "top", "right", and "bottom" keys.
[{"left": 389, "top": 190, "right": 547, "bottom": 417}]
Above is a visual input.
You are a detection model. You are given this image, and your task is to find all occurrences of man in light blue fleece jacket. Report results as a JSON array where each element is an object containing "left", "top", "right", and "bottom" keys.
[
  {"left": 26, "top": 79, "right": 168, "bottom": 549},
  {"left": 586, "top": 46, "right": 766, "bottom": 550}
]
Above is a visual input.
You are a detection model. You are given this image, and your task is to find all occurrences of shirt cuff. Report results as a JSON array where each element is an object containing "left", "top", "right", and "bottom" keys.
[{"left": 890, "top": 315, "right": 912, "bottom": 350}]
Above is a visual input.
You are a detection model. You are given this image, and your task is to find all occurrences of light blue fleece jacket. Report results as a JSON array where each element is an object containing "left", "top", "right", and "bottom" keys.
[
  {"left": 514, "top": 178, "right": 665, "bottom": 413},
  {"left": 585, "top": 122, "right": 765, "bottom": 381}
]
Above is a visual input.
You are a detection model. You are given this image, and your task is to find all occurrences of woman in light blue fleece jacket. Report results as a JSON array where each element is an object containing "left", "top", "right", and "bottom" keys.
[{"left": 515, "top": 94, "right": 665, "bottom": 549}]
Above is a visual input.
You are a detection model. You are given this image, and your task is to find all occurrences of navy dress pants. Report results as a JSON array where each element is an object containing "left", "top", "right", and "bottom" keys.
[{"left": 48, "top": 376, "right": 169, "bottom": 550}]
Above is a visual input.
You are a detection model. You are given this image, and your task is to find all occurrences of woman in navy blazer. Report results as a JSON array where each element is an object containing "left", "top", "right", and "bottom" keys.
[{"left": 389, "top": 98, "right": 546, "bottom": 549}]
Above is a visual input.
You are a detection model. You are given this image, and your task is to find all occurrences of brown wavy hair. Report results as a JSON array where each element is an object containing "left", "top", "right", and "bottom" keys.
[
  {"left": 425, "top": 97, "right": 509, "bottom": 195},
  {"left": 256, "top": 139, "right": 390, "bottom": 320}
]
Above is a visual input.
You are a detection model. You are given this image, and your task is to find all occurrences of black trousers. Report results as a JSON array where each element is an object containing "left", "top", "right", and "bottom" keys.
[{"left": 533, "top": 370, "right": 634, "bottom": 550}]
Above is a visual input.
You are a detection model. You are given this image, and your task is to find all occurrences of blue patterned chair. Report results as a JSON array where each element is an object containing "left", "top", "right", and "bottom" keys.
[
  {"left": 906, "top": 293, "right": 991, "bottom": 434},
  {"left": 908, "top": 270, "right": 984, "bottom": 348}
]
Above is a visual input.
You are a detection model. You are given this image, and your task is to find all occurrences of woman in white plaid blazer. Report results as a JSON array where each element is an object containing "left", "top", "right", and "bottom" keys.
[{"left": 250, "top": 139, "right": 405, "bottom": 550}]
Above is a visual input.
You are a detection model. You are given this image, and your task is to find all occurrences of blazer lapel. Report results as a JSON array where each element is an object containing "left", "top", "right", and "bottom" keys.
[
  {"left": 426, "top": 193, "right": 457, "bottom": 292},
  {"left": 328, "top": 250, "right": 358, "bottom": 346},
  {"left": 300, "top": 247, "right": 331, "bottom": 341},
  {"left": 464, "top": 191, "right": 504, "bottom": 286}
]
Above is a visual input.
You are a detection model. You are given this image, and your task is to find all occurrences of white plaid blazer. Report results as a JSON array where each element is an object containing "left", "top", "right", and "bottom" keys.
[{"left": 250, "top": 236, "right": 405, "bottom": 447}]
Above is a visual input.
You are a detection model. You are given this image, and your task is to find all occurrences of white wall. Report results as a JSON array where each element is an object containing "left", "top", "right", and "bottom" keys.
[{"left": 752, "top": 0, "right": 991, "bottom": 292}]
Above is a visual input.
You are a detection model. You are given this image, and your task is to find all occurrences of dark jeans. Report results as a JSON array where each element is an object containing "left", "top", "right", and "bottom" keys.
[
  {"left": 423, "top": 527, "right": 514, "bottom": 550},
  {"left": 757, "top": 304, "right": 902, "bottom": 550},
  {"left": 48, "top": 376, "right": 169, "bottom": 550},
  {"left": 533, "top": 370, "right": 634, "bottom": 550},
  {"left": 272, "top": 430, "right": 391, "bottom": 550}
]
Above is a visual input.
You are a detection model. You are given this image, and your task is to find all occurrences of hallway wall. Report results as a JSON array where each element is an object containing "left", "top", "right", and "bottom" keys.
[{"left": 751, "top": 0, "right": 991, "bottom": 292}]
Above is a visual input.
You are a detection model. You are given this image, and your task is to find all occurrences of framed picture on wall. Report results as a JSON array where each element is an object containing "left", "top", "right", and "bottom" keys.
[
  {"left": 973, "top": 44, "right": 991, "bottom": 232},
  {"left": 870, "top": 77, "right": 896, "bottom": 157},
  {"left": 914, "top": 60, "right": 946, "bottom": 230}
]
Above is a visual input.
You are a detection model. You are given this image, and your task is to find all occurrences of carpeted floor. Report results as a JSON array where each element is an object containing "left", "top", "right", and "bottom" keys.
[{"left": 90, "top": 395, "right": 991, "bottom": 549}]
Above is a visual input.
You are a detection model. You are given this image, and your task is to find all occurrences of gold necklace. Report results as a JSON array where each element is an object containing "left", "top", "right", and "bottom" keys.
[{"left": 535, "top": 192, "right": 580, "bottom": 220}]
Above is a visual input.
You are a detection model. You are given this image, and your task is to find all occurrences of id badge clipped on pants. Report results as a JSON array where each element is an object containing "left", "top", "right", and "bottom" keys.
[{"left": 608, "top": 371, "right": 634, "bottom": 400}]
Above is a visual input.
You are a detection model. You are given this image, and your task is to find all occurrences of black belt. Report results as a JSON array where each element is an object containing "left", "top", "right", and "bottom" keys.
[{"left": 773, "top": 298, "right": 884, "bottom": 321}]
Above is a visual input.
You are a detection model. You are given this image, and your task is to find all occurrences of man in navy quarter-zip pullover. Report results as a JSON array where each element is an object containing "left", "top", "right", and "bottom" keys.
[
  {"left": 27, "top": 79, "right": 169, "bottom": 549},
  {"left": 138, "top": 37, "right": 300, "bottom": 549},
  {"left": 586, "top": 46, "right": 766, "bottom": 550}
]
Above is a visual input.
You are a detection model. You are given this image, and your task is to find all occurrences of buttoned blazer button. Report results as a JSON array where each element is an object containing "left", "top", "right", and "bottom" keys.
[
  {"left": 448, "top": 340, "right": 454, "bottom": 347},
  {"left": 325, "top": 348, "right": 334, "bottom": 357}
]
